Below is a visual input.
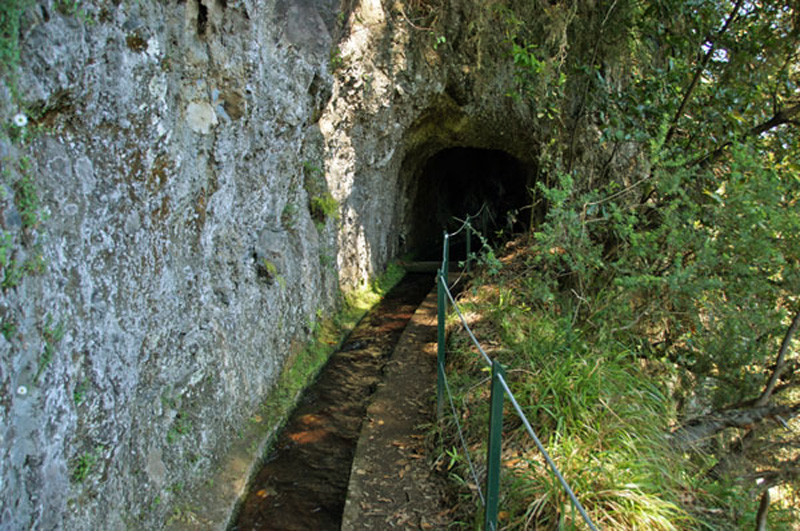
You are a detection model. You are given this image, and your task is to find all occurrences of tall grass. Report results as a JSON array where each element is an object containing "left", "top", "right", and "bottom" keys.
[{"left": 441, "top": 280, "right": 707, "bottom": 529}]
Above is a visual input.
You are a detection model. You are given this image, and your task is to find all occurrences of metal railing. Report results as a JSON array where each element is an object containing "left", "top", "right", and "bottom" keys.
[{"left": 435, "top": 216, "right": 598, "bottom": 531}]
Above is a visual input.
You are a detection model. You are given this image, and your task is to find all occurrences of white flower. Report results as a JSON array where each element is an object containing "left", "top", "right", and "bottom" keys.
[
  {"left": 12, "top": 113, "right": 28, "bottom": 127},
  {"left": 16, "top": 385, "right": 27, "bottom": 396}
]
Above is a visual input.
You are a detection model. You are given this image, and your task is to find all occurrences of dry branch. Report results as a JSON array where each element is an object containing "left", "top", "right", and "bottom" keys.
[
  {"left": 695, "top": 101, "right": 800, "bottom": 167},
  {"left": 670, "top": 402, "right": 800, "bottom": 449},
  {"left": 756, "top": 307, "right": 800, "bottom": 407}
]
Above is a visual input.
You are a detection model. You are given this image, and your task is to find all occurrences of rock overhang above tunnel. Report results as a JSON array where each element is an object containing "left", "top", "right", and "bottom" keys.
[
  {"left": 388, "top": 97, "right": 541, "bottom": 260},
  {"left": 401, "top": 94, "right": 539, "bottom": 166}
]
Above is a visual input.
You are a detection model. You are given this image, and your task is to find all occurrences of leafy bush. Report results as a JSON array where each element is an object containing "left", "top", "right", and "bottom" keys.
[{"left": 439, "top": 2, "right": 800, "bottom": 526}]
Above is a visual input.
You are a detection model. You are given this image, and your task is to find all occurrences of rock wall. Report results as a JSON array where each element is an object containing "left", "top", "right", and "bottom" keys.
[
  {"left": 321, "top": 0, "right": 539, "bottom": 288},
  {"left": 0, "top": 0, "right": 540, "bottom": 528},
  {"left": 1, "top": 0, "right": 344, "bottom": 528}
]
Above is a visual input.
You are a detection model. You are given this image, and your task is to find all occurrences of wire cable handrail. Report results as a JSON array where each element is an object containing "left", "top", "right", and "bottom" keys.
[
  {"left": 447, "top": 202, "right": 488, "bottom": 239},
  {"left": 441, "top": 274, "right": 493, "bottom": 367},
  {"left": 440, "top": 363, "right": 487, "bottom": 506},
  {"left": 435, "top": 218, "right": 599, "bottom": 530},
  {"left": 497, "top": 373, "right": 598, "bottom": 531}
]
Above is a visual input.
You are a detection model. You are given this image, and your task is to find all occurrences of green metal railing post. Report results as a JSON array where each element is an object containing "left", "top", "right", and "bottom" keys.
[
  {"left": 485, "top": 360, "right": 506, "bottom": 531},
  {"left": 466, "top": 222, "right": 472, "bottom": 273},
  {"left": 436, "top": 269, "right": 446, "bottom": 421}
]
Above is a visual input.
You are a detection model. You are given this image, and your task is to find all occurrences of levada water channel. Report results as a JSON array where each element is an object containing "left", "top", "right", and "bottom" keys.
[{"left": 231, "top": 273, "right": 433, "bottom": 530}]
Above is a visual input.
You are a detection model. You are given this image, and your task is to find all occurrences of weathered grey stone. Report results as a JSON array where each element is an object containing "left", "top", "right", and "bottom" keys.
[{"left": 0, "top": 0, "right": 547, "bottom": 529}]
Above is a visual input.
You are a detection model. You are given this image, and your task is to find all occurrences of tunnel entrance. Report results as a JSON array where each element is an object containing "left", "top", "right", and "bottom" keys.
[{"left": 404, "top": 147, "right": 532, "bottom": 260}]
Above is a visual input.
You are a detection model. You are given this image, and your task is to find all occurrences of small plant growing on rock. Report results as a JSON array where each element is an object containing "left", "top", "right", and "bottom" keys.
[
  {"left": 1, "top": 316, "right": 16, "bottom": 340},
  {"left": 13, "top": 158, "right": 41, "bottom": 230},
  {"left": 329, "top": 46, "right": 343, "bottom": 71},
  {"left": 1, "top": 157, "right": 48, "bottom": 290},
  {"left": 255, "top": 258, "right": 285, "bottom": 288},
  {"left": 71, "top": 446, "right": 103, "bottom": 483},
  {"left": 166, "top": 412, "right": 192, "bottom": 444},
  {"left": 71, "top": 452, "right": 95, "bottom": 483},
  {"left": 281, "top": 202, "right": 298, "bottom": 230},
  {"left": 34, "top": 315, "right": 64, "bottom": 383},
  {"left": 302, "top": 162, "right": 339, "bottom": 232},
  {"left": 73, "top": 379, "right": 89, "bottom": 405},
  {"left": 310, "top": 192, "right": 339, "bottom": 226}
]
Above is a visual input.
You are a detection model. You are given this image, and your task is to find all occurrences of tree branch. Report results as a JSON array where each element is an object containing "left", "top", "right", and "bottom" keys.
[
  {"left": 749, "top": 101, "right": 800, "bottom": 137},
  {"left": 670, "top": 402, "right": 800, "bottom": 449},
  {"left": 665, "top": 0, "right": 745, "bottom": 145},
  {"left": 755, "top": 307, "right": 800, "bottom": 407},
  {"left": 755, "top": 489, "right": 770, "bottom": 531},
  {"left": 750, "top": 454, "right": 800, "bottom": 492},
  {"left": 693, "top": 101, "right": 800, "bottom": 167}
]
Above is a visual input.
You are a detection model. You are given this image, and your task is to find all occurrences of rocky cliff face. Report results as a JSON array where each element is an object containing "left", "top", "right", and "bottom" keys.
[
  {"left": 322, "top": 0, "right": 539, "bottom": 285},
  {"left": 0, "top": 0, "right": 538, "bottom": 528}
]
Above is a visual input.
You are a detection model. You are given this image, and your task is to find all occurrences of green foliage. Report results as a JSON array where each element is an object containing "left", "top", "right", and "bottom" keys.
[
  {"left": 370, "top": 261, "right": 405, "bottom": 296},
  {"left": 532, "top": 141, "right": 800, "bottom": 407},
  {"left": 302, "top": 161, "right": 340, "bottom": 231},
  {"left": 14, "top": 159, "right": 41, "bottom": 230},
  {"left": 260, "top": 258, "right": 277, "bottom": 277},
  {"left": 497, "top": 4, "right": 570, "bottom": 125},
  {"left": 256, "top": 258, "right": 285, "bottom": 288},
  {"left": 281, "top": 202, "right": 298, "bottom": 230},
  {"left": 309, "top": 193, "right": 339, "bottom": 225},
  {"left": 166, "top": 504, "right": 199, "bottom": 526},
  {"left": 71, "top": 452, "right": 96, "bottom": 483},
  {"left": 34, "top": 316, "right": 64, "bottom": 383},
  {"left": 319, "top": 253, "right": 335, "bottom": 270},
  {"left": 167, "top": 481, "right": 183, "bottom": 495},
  {"left": 71, "top": 446, "right": 103, "bottom": 483},
  {"left": 343, "top": 261, "right": 405, "bottom": 314},
  {"left": 0, "top": 0, "right": 31, "bottom": 93},
  {"left": 444, "top": 286, "right": 694, "bottom": 528},
  {"left": 73, "top": 379, "right": 88, "bottom": 405},
  {"left": 1, "top": 158, "right": 47, "bottom": 290},
  {"left": 436, "top": 1, "right": 800, "bottom": 527},
  {"left": 498, "top": 0, "right": 800, "bottom": 411},
  {"left": 166, "top": 413, "right": 192, "bottom": 444},
  {"left": 0, "top": 315, "right": 16, "bottom": 340},
  {"left": 466, "top": 223, "right": 502, "bottom": 276},
  {"left": 329, "top": 46, "right": 343, "bottom": 71},
  {"left": 0, "top": 230, "right": 13, "bottom": 281}
]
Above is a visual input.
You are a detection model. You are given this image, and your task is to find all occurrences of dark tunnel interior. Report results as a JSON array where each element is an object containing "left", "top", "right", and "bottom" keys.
[{"left": 405, "top": 147, "right": 533, "bottom": 260}]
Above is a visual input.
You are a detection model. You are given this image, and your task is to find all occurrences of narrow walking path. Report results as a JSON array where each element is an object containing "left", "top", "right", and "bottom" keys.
[{"left": 341, "top": 282, "right": 451, "bottom": 530}]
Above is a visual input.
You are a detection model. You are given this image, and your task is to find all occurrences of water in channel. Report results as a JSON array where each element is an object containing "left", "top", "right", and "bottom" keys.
[{"left": 232, "top": 273, "right": 434, "bottom": 531}]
